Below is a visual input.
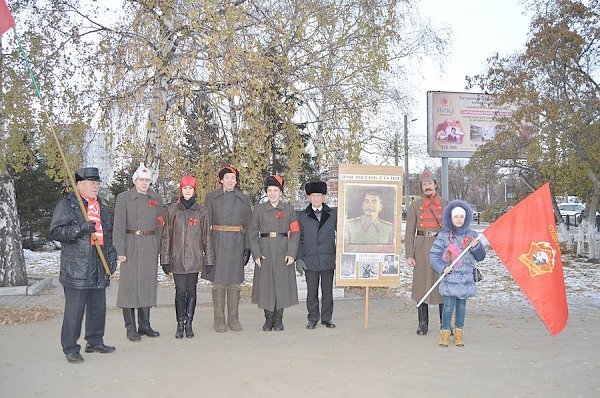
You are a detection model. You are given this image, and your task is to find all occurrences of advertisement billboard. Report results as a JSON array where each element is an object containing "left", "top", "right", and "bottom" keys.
[{"left": 427, "top": 91, "right": 513, "bottom": 158}]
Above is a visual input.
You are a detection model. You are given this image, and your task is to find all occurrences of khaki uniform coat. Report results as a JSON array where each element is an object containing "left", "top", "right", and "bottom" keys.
[
  {"left": 249, "top": 201, "right": 300, "bottom": 310},
  {"left": 113, "top": 188, "right": 165, "bottom": 308},
  {"left": 405, "top": 195, "right": 445, "bottom": 305},
  {"left": 203, "top": 188, "right": 252, "bottom": 284},
  {"left": 160, "top": 201, "right": 215, "bottom": 274}
]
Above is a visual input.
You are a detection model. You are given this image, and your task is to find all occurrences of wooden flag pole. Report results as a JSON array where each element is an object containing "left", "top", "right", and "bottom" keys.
[
  {"left": 364, "top": 286, "right": 369, "bottom": 329},
  {"left": 12, "top": 29, "right": 111, "bottom": 275}
]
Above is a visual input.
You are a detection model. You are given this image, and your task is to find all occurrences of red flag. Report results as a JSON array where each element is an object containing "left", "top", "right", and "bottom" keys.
[
  {"left": 0, "top": 0, "right": 15, "bottom": 36},
  {"left": 483, "top": 183, "right": 568, "bottom": 335}
]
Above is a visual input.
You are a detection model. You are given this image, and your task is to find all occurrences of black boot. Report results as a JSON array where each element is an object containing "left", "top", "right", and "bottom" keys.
[
  {"left": 417, "top": 303, "right": 429, "bottom": 335},
  {"left": 123, "top": 308, "right": 141, "bottom": 341},
  {"left": 262, "top": 309, "right": 274, "bottom": 331},
  {"left": 175, "top": 297, "right": 186, "bottom": 339},
  {"left": 185, "top": 296, "right": 196, "bottom": 338},
  {"left": 138, "top": 307, "right": 160, "bottom": 337},
  {"left": 273, "top": 308, "right": 284, "bottom": 331}
]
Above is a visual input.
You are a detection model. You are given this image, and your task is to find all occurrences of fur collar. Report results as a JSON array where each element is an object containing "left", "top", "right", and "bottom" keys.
[{"left": 442, "top": 199, "right": 473, "bottom": 235}]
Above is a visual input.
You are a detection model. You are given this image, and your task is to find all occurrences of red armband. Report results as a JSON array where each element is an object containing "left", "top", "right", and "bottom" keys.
[
  {"left": 289, "top": 220, "right": 300, "bottom": 233},
  {"left": 156, "top": 215, "right": 165, "bottom": 227}
]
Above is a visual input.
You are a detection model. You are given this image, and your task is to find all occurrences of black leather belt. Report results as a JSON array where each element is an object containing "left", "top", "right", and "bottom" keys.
[
  {"left": 416, "top": 230, "right": 438, "bottom": 237},
  {"left": 260, "top": 232, "right": 288, "bottom": 238}
]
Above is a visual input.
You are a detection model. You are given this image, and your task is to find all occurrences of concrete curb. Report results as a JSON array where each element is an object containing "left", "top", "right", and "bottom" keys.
[{"left": 0, "top": 275, "right": 53, "bottom": 296}]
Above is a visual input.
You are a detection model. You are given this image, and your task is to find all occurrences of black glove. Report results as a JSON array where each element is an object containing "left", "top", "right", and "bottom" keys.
[
  {"left": 161, "top": 264, "right": 170, "bottom": 275},
  {"left": 242, "top": 249, "right": 251, "bottom": 267},
  {"left": 295, "top": 259, "right": 307, "bottom": 275},
  {"left": 81, "top": 221, "right": 97, "bottom": 234}
]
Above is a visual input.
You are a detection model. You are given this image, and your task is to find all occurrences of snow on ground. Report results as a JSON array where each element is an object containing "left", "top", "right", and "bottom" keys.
[{"left": 24, "top": 240, "right": 600, "bottom": 315}]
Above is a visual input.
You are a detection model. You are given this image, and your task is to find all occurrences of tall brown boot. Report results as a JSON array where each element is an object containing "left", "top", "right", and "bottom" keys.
[
  {"left": 212, "top": 285, "right": 227, "bottom": 333},
  {"left": 226, "top": 285, "right": 243, "bottom": 332}
]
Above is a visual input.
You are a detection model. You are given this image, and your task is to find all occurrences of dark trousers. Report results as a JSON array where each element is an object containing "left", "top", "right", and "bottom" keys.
[
  {"left": 305, "top": 269, "right": 334, "bottom": 322},
  {"left": 173, "top": 273, "right": 198, "bottom": 300},
  {"left": 61, "top": 286, "right": 106, "bottom": 354}
]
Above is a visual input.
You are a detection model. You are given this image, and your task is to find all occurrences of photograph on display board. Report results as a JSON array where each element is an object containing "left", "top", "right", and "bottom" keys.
[
  {"left": 343, "top": 184, "right": 397, "bottom": 252},
  {"left": 381, "top": 254, "right": 399, "bottom": 276},
  {"left": 358, "top": 261, "right": 379, "bottom": 279},
  {"left": 340, "top": 254, "right": 357, "bottom": 279}
]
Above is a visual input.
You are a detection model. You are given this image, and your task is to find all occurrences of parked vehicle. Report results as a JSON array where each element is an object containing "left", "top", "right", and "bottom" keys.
[{"left": 558, "top": 203, "right": 586, "bottom": 226}]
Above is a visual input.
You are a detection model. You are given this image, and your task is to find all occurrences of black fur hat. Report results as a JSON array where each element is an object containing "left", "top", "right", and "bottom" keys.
[
  {"left": 305, "top": 181, "right": 327, "bottom": 195},
  {"left": 265, "top": 175, "right": 284, "bottom": 191},
  {"left": 218, "top": 166, "right": 239, "bottom": 182}
]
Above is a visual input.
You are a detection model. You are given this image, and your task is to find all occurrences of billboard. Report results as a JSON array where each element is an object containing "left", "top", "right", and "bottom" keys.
[{"left": 427, "top": 91, "right": 513, "bottom": 158}]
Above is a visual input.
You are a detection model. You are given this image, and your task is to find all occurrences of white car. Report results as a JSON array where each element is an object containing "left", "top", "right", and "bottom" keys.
[{"left": 558, "top": 203, "right": 586, "bottom": 226}]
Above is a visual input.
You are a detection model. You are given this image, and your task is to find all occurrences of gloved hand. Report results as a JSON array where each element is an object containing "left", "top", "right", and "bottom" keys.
[
  {"left": 295, "top": 258, "right": 307, "bottom": 275},
  {"left": 161, "top": 264, "right": 170, "bottom": 275},
  {"left": 81, "top": 221, "right": 97, "bottom": 234},
  {"left": 242, "top": 249, "right": 251, "bottom": 267}
]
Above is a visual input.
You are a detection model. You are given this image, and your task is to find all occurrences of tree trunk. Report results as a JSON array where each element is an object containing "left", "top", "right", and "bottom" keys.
[
  {"left": 586, "top": 202, "right": 598, "bottom": 260},
  {"left": 0, "top": 169, "right": 28, "bottom": 287}
]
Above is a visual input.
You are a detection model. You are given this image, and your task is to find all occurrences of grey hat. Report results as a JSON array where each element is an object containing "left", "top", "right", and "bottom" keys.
[{"left": 75, "top": 167, "right": 101, "bottom": 182}]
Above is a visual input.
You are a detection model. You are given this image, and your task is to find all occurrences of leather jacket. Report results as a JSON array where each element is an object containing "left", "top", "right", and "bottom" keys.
[{"left": 49, "top": 192, "right": 117, "bottom": 289}]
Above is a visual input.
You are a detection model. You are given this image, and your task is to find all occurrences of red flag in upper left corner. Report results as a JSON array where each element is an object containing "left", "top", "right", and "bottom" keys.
[{"left": 0, "top": 0, "right": 15, "bottom": 36}]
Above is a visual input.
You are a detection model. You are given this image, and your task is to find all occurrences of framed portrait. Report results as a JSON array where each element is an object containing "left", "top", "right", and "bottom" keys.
[{"left": 335, "top": 164, "right": 403, "bottom": 287}]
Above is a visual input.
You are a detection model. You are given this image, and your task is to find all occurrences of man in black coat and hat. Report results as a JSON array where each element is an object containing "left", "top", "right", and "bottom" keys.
[
  {"left": 297, "top": 181, "right": 338, "bottom": 329},
  {"left": 49, "top": 167, "right": 118, "bottom": 363}
]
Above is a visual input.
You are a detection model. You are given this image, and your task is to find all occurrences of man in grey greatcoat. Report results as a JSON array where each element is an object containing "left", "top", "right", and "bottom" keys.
[
  {"left": 297, "top": 181, "right": 338, "bottom": 329},
  {"left": 249, "top": 175, "right": 300, "bottom": 331},
  {"left": 113, "top": 163, "right": 165, "bottom": 341},
  {"left": 405, "top": 168, "right": 445, "bottom": 335},
  {"left": 203, "top": 166, "right": 253, "bottom": 332}
]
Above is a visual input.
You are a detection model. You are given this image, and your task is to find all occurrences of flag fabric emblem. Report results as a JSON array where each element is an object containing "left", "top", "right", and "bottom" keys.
[{"left": 483, "top": 182, "right": 568, "bottom": 335}]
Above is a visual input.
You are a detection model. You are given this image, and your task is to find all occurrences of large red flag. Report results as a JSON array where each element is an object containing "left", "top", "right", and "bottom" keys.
[
  {"left": 0, "top": 0, "right": 15, "bottom": 36},
  {"left": 483, "top": 183, "right": 568, "bottom": 335}
]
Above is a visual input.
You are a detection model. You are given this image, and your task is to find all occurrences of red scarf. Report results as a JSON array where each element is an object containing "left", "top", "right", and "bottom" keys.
[{"left": 82, "top": 195, "right": 104, "bottom": 246}]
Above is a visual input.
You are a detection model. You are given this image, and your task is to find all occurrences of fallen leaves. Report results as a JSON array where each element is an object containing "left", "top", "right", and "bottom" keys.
[{"left": 0, "top": 306, "right": 59, "bottom": 326}]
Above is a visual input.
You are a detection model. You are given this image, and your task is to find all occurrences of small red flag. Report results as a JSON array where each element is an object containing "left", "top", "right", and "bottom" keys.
[
  {"left": 483, "top": 183, "right": 568, "bottom": 335},
  {"left": 0, "top": 0, "right": 15, "bottom": 36}
]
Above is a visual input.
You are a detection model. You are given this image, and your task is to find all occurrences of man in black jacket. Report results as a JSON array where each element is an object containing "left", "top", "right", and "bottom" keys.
[
  {"left": 297, "top": 181, "right": 338, "bottom": 329},
  {"left": 49, "top": 167, "right": 118, "bottom": 363}
]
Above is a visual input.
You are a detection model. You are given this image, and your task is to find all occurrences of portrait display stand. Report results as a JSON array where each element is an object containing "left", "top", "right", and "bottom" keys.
[{"left": 335, "top": 164, "right": 403, "bottom": 328}]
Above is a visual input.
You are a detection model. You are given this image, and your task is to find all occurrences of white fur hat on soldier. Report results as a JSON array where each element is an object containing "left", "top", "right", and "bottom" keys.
[{"left": 132, "top": 162, "right": 152, "bottom": 183}]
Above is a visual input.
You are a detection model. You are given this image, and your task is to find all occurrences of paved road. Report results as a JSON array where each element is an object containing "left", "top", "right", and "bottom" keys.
[{"left": 1, "top": 281, "right": 599, "bottom": 398}]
